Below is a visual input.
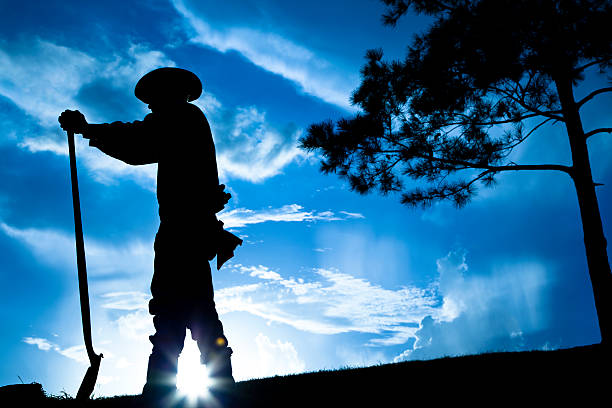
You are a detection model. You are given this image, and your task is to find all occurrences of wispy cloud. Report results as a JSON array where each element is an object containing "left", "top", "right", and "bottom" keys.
[
  {"left": 236, "top": 264, "right": 321, "bottom": 296},
  {"left": 1, "top": 37, "right": 305, "bottom": 187},
  {"left": 0, "top": 39, "right": 97, "bottom": 128},
  {"left": 0, "top": 204, "right": 361, "bottom": 276},
  {"left": 216, "top": 264, "right": 438, "bottom": 344},
  {"left": 393, "top": 250, "right": 554, "bottom": 361},
  {"left": 171, "top": 0, "right": 357, "bottom": 110},
  {"left": 219, "top": 204, "right": 364, "bottom": 228},
  {"left": 23, "top": 337, "right": 55, "bottom": 351},
  {"left": 0, "top": 221, "right": 153, "bottom": 278},
  {"left": 251, "top": 333, "right": 305, "bottom": 378},
  {"left": 98, "top": 288, "right": 306, "bottom": 381},
  {"left": 213, "top": 105, "right": 305, "bottom": 183},
  {"left": 0, "top": 39, "right": 172, "bottom": 127},
  {"left": 14, "top": 219, "right": 550, "bottom": 380},
  {"left": 212, "top": 250, "right": 554, "bottom": 350},
  {"left": 100, "top": 292, "right": 150, "bottom": 311},
  {"left": 0, "top": 38, "right": 172, "bottom": 190},
  {"left": 17, "top": 134, "right": 159, "bottom": 191},
  {"left": 22, "top": 337, "right": 111, "bottom": 365},
  {"left": 339, "top": 211, "right": 366, "bottom": 219}
]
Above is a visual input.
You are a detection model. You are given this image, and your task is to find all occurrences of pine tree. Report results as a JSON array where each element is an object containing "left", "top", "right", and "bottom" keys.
[{"left": 301, "top": 0, "right": 612, "bottom": 343}]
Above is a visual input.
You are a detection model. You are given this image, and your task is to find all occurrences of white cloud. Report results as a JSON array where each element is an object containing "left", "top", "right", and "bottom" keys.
[
  {"left": 0, "top": 38, "right": 173, "bottom": 190},
  {"left": 213, "top": 105, "right": 305, "bottom": 183},
  {"left": 114, "top": 310, "right": 154, "bottom": 342},
  {"left": 23, "top": 337, "right": 55, "bottom": 351},
  {"left": 99, "top": 44, "right": 176, "bottom": 92},
  {"left": 191, "top": 91, "right": 223, "bottom": 116},
  {"left": 1, "top": 38, "right": 304, "bottom": 186},
  {"left": 9, "top": 213, "right": 552, "bottom": 358},
  {"left": 215, "top": 281, "right": 348, "bottom": 335},
  {"left": 100, "top": 292, "right": 150, "bottom": 311},
  {"left": 393, "top": 250, "right": 554, "bottom": 361},
  {"left": 339, "top": 211, "right": 366, "bottom": 219},
  {"left": 78, "top": 143, "right": 159, "bottom": 190},
  {"left": 253, "top": 333, "right": 305, "bottom": 377},
  {"left": 99, "top": 292, "right": 154, "bottom": 342},
  {"left": 0, "top": 221, "right": 153, "bottom": 278},
  {"left": 336, "top": 347, "right": 387, "bottom": 368},
  {"left": 17, "top": 134, "right": 158, "bottom": 191},
  {"left": 313, "top": 268, "right": 436, "bottom": 345},
  {"left": 56, "top": 345, "right": 90, "bottom": 365},
  {"left": 217, "top": 248, "right": 554, "bottom": 352},
  {"left": 18, "top": 96, "right": 301, "bottom": 188},
  {"left": 1, "top": 222, "right": 76, "bottom": 268},
  {"left": 229, "top": 333, "right": 305, "bottom": 381},
  {"left": 242, "top": 265, "right": 283, "bottom": 281},
  {"left": 234, "top": 264, "right": 321, "bottom": 296},
  {"left": 22, "top": 337, "right": 111, "bottom": 365},
  {"left": 217, "top": 264, "right": 438, "bottom": 344},
  {"left": 18, "top": 136, "right": 68, "bottom": 156},
  {"left": 0, "top": 39, "right": 97, "bottom": 127},
  {"left": 219, "top": 204, "right": 363, "bottom": 228},
  {"left": 171, "top": 0, "right": 356, "bottom": 110},
  {"left": 0, "top": 39, "right": 173, "bottom": 127}
]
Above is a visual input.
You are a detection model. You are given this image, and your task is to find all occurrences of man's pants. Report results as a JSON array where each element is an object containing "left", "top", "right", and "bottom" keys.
[{"left": 143, "top": 224, "right": 230, "bottom": 395}]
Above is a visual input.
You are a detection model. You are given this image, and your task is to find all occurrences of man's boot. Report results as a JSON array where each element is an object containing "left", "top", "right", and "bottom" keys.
[
  {"left": 203, "top": 346, "right": 235, "bottom": 392},
  {"left": 142, "top": 325, "right": 184, "bottom": 407}
]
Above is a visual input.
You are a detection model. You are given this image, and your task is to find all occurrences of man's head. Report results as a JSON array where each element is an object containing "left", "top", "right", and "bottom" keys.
[{"left": 135, "top": 67, "right": 202, "bottom": 108}]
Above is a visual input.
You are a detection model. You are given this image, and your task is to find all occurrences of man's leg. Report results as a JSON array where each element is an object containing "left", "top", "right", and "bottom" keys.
[
  {"left": 143, "top": 309, "right": 187, "bottom": 400},
  {"left": 144, "top": 225, "right": 187, "bottom": 399},
  {"left": 191, "top": 325, "right": 234, "bottom": 386},
  {"left": 188, "top": 266, "right": 235, "bottom": 388}
]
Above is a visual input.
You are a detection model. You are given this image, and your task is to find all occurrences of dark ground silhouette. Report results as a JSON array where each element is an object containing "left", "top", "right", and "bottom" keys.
[{"left": 1, "top": 344, "right": 607, "bottom": 407}]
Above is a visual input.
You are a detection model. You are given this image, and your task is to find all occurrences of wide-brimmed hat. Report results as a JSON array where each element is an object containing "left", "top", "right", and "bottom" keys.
[{"left": 135, "top": 67, "right": 202, "bottom": 103}]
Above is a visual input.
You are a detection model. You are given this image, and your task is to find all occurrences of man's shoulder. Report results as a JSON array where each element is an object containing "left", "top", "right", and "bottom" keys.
[
  {"left": 171, "top": 102, "right": 207, "bottom": 124},
  {"left": 183, "top": 102, "right": 205, "bottom": 117},
  {"left": 184, "top": 103, "right": 211, "bottom": 130}
]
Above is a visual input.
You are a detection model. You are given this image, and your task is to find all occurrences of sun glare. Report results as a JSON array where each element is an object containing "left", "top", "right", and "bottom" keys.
[{"left": 176, "top": 336, "right": 211, "bottom": 401}]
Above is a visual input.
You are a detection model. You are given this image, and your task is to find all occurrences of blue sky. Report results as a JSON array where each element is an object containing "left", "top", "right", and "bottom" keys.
[{"left": 0, "top": 0, "right": 610, "bottom": 398}]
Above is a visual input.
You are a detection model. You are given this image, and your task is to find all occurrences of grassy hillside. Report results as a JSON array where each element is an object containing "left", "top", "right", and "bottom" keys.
[{"left": 2, "top": 344, "right": 608, "bottom": 407}]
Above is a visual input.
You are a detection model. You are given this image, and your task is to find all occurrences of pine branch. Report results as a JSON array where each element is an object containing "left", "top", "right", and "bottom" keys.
[
  {"left": 577, "top": 87, "right": 612, "bottom": 109},
  {"left": 402, "top": 170, "right": 493, "bottom": 208},
  {"left": 488, "top": 85, "right": 565, "bottom": 122},
  {"left": 447, "top": 111, "right": 543, "bottom": 127},
  {"left": 498, "top": 117, "right": 556, "bottom": 153},
  {"left": 573, "top": 57, "right": 612, "bottom": 74},
  {"left": 585, "top": 128, "right": 612, "bottom": 139},
  {"left": 414, "top": 153, "right": 572, "bottom": 175}
]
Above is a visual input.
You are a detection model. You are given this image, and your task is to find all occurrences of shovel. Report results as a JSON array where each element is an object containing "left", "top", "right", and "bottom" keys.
[{"left": 66, "top": 130, "right": 103, "bottom": 400}]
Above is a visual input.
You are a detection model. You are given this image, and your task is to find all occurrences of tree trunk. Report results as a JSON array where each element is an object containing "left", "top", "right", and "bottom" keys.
[{"left": 556, "top": 77, "right": 612, "bottom": 345}]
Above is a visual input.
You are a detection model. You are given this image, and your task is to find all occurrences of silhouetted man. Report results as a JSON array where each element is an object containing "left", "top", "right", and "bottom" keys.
[{"left": 59, "top": 67, "right": 240, "bottom": 402}]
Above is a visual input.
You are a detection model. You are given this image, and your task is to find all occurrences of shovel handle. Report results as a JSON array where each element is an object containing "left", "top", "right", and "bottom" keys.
[{"left": 67, "top": 131, "right": 102, "bottom": 399}]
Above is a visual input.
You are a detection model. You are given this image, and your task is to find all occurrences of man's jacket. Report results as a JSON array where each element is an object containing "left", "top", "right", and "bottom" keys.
[{"left": 84, "top": 102, "right": 219, "bottom": 225}]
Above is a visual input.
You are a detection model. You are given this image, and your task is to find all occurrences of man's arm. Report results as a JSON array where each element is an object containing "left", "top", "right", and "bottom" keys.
[
  {"left": 59, "top": 109, "right": 159, "bottom": 165},
  {"left": 84, "top": 117, "right": 159, "bottom": 165}
]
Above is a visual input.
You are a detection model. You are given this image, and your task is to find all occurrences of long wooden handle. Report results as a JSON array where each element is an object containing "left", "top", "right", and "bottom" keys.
[
  {"left": 68, "top": 131, "right": 103, "bottom": 400},
  {"left": 67, "top": 131, "right": 101, "bottom": 366}
]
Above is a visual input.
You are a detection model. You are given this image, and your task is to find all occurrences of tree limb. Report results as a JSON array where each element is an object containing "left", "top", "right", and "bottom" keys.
[
  {"left": 408, "top": 169, "right": 494, "bottom": 207},
  {"left": 574, "top": 57, "right": 612, "bottom": 74},
  {"left": 577, "top": 87, "right": 612, "bottom": 109},
  {"left": 585, "top": 128, "right": 612, "bottom": 139},
  {"left": 447, "top": 111, "right": 544, "bottom": 127},
  {"left": 498, "top": 117, "right": 556, "bottom": 154},
  {"left": 414, "top": 153, "right": 573, "bottom": 175},
  {"left": 488, "top": 85, "right": 565, "bottom": 122}
]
